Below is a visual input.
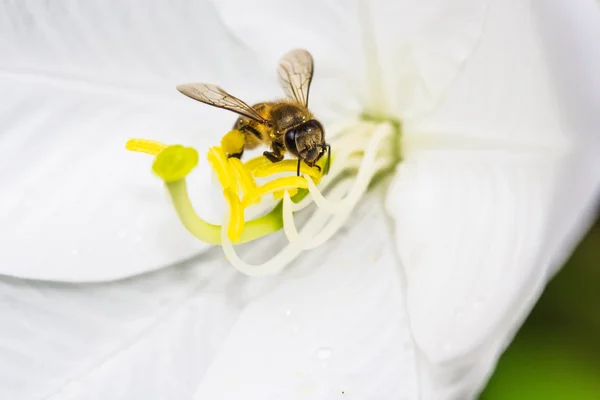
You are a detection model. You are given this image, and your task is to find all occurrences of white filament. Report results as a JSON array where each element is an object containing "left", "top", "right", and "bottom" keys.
[
  {"left": 289, "top": 121, "right": 379, "bottom": 212},
  {"left": 222, "top": 121, "right": 396, "bottom": 275},
  {"left": 221, "top": 179, "right": 352, "bottom": 276},
  {"left": 282, "top": 123, "right": 393, "bottom": 249}
]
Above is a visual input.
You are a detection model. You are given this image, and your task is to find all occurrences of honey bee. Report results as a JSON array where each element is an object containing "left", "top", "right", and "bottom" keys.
[{"left": 177, "top": 49, "right": 330, "bottom": 176}]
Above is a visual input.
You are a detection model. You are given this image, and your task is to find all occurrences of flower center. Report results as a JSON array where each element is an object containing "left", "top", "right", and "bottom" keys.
[{"left": 126, "top": 118, "right": 399, "bottom": 275}]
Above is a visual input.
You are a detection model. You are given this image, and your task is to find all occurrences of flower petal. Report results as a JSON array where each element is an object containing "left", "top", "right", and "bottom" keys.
[
  {"left": 0, "top": 1, "right": 269, "bottom": 281},
  {"left": 0, "top": 254, "right": 242, "bottom": 400},
  {"left": 0, "top": 192, "right": 428, "bottom": 399},
  {"left": 403, "top": 0, "right": 568, "bottom": 148},
  {"left": 194, "top": 192, "right": 421, "bottom": 399},
  {"left": 386, "top": 0, "right": 600, "bottom": 395},
  {"left": 210, "top": 0, "right": 488, "bottom": 120}
]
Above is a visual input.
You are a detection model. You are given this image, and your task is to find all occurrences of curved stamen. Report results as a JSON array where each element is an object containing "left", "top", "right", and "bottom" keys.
[
  {"left": 281, "top": 123, "right": 393, "bottom": 249},
  {"left": 126, "top": 117, "right": 400, "bottom": 274},
  {"left": 221, "top": 179, "right": 352, "bottom": 276}
]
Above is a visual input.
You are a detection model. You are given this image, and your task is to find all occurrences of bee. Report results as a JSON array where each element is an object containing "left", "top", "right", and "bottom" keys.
[{"left": 176, "top": 49, "right": 330, "bottom": 176}]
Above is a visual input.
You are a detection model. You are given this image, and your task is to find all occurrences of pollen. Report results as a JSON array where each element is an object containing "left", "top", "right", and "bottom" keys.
[
  {"left": 220, "top": 129, "right": 245, "bottom": 155},
  {"left": 126, "top": 138, "right": 167, "bottom": 155}
]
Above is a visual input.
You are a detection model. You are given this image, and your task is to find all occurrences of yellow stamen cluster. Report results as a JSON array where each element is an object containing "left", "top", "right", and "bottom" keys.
[
  {"left": 207, "top": 130, "right": 322, "bottom": 242},
  {"left": 126, "top": 119, "right": 399, "bottom": 276},
  {"left": 126, "top": 130, "right": 323, "bottom": 243}
]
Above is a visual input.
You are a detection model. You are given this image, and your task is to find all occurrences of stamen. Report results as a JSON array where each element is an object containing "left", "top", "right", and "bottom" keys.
[
  {"left": 221, "top": 179, "right": 352, "bottom": 276},
  {"left": 273, "top": 188, "right": 298, "bottom": 200},
  {"left": 207, "top": 147, "right": 237, "bottom": 194},
  {"left": 242, "top": 176, "right": 308, "bottom": 207},
  {"left": 125, "top": 138, "right": 167, "bottom": 155},
  {"left": 254, "top": 160, "right": 321, "bottom": 180},
  {"left": 281, "top": 123, "right": 393, "bottom": 249},
  {"left": 223, "top": 187, "right": 245, "bottom": 242},
  {"left": 244, "top": 156, "right": 271, "bottom": 172},
  {"left": 229, "top": 157, "right": 256, "bottom": 196},
  {"left": 126, "top": 117, "right": 400, "bottom": 275}
]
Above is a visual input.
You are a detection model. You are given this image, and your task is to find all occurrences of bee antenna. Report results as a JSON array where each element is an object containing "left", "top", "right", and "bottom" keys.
[{"left": 324, "top": 143, "right": 331, "bottom": 175}]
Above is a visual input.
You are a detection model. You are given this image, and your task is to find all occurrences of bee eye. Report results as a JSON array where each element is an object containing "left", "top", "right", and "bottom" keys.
[{"left": 284, "top": 129, "right": 299, "bottom": 155}]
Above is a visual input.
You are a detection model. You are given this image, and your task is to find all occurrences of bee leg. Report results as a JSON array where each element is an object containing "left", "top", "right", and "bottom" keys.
[
  {"left": 264, "top": 141, "right": 285, "bottom": 163},
  {"left": 227, "top": 149, "right": 244, "bottom": 159},
  {"left": 304, "top": 160, "right": 321, "bottom": 174},
  {"left": 263, "top": 150, "right": 284, "bottom": 163},
  {"left": 296, "top": 159, "right": 301, "bottom": 176},
  {"left": 324, "top": 144, "right": 331, "bottom": 175}
]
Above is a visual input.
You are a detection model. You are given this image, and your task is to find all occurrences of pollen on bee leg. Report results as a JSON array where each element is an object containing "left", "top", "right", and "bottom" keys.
[
  {"left": 220, "top": 129, "right": 245, "bottom": 156},
  {"left": 125, "top": 138, "right": 167, "bottom": 155}
]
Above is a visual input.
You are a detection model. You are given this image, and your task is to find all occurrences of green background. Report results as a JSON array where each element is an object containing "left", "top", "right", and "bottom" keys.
[{"left": 481, "top": 217, "right": 600, "bottom": 399}]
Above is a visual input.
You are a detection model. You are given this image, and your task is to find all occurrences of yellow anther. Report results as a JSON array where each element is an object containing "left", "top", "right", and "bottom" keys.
[
  {"left": 152, "top": 145, "right": 198, "bottom": 182},
  {"left": 223, "top": 187, "right": 245, "bottom": 242},
  {"left": 242, "top": 176, "right": 308, "bottom": 207},
  {"left": 244, "top": 155, "right": 271, "bottom": 173},
  {"left": 229, "top": 157, "right": 256, "bottom": 196},
  {"left": 207, "top": 146, "right": 237, "bottom": 194},
  {"left": 254, "top": 159, "right": 322, "bottom": 181},
  {"left": 273, "top": 189, "right": 298, "bottom": 200},
  {"left": 221, "top": 129, "right": 246, "bottom": 155},
  {"left": 126, "top": 139, "right": 167, "bottom": 156}
]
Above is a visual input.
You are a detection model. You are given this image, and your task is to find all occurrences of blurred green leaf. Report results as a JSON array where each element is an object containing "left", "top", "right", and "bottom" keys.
[{"left": 481, "top": 217, "right": 600, "bottom": 399}]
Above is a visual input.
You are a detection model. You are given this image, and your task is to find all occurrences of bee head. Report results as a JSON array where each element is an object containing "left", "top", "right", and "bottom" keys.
[{"left": 284, "top": 120, "right": 325, "bottom": 163}]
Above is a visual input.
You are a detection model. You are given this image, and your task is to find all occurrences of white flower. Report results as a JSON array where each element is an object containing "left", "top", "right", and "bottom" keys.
[{"left": 0, "top": 1, "right": 598, "bottom": 399}]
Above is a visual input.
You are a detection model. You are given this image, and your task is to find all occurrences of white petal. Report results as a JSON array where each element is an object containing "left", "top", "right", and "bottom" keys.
[
  {"left": 387, "top": 150, "right": 595, "bottom": 397},
  {"left": 210, "top": 0, "right": 488, "bottom": 120},
  {"left": 0, "top": 192, "right": 430, "bottom": 399},
  {"left": 0, "top": 254, "right": 242, "bottom": 400},
  {"left": 194, "top": 191, "right": 420, "bottom": 399},
  {"left": 0, "top": 1, "right": 269, "bottom": 281},
  {"left": 403, "top": 0, "right": 571, "bottom": 148},
  {"left": 532, "top": 0, "right": 600, "bottom": 274},
  {"left": 386, "top": 0, "right": 600, "bottom": 396}
]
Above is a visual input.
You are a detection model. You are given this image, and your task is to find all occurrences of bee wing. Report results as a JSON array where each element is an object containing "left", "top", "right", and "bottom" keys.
[
  {"left": 277, "top": 49, "right": 314, "bottom": 107},
  {"left": 176, "top": 83, "right": 268, "bottom": 124}
]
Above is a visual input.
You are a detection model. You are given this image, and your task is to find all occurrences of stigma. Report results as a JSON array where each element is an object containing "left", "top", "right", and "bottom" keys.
[{"left": 126, "top": 118, "right": 397, "bottom": 275}]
